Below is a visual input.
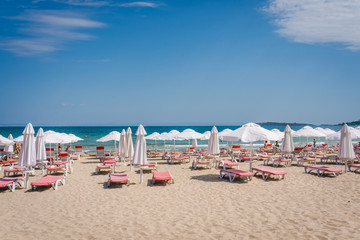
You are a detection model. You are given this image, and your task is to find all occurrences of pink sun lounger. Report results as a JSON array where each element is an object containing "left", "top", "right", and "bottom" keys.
[
  {"left": 219, "top": 169, "right": 254, "bottom": 182},
  {"left": 304, "top": 165, "right": 342, "bottom": 177},
  {"left": 4, "top": 167, "right": 26, "bottom": 177},
  {"left": 47, "top": 166, "right": 67, "bottom": 176},
  {"left": 142, "top": 163, "right": 157, "bottom": 171},
  {"left": 107, "top": 173, "right": 129, "bottom": 187},
  {"left": 152, "top": 171, "right": 174, "bottom": 185},
  {"left": 192, "top": 158, "right": 212, "bottom": 169},
  {"left": 265, "top": 158, "right": 292, "bottom": 168},
  {"left": 252, "top": 167, "right": 287, "bottom": 181},
  {"left": 0, "top": 177, "right": 24, "bottom": 192},
  {"left": 219, "top": 160, "right": 239, "bottom": 169},
  {"left": 348, "top": 164, "right": 360, "bottom": 173},
  {"left": 296, "top": 157, "right": 317, "bottom": 166},
  {"left": 96, "top": 164, "right": 114, "bottom": 174},
  {"left": 31, "top": 175, "right": 66, "bottom": 191}
]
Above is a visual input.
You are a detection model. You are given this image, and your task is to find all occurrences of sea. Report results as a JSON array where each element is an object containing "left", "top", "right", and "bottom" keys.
[{"left": 0, "top": 124, "right": 346, "bottom": 153}]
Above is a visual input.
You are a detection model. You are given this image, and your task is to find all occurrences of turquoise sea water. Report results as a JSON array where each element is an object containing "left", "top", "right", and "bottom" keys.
[{"left": 0, "top": 124, "right": 345, "bottom": 152}]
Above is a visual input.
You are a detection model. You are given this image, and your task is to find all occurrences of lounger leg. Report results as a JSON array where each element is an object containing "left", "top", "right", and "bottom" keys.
[
  {"left": 219, "top": 171, "right": 224, "bottom": 179},
  {"left": 229, "top": 173, "right": 234, "bottom": 182}
]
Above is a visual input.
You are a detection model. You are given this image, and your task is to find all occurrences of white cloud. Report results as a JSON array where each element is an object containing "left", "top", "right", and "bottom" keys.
[
  {"left": 1, "top": 10, "right": 105, "bottom": 56},
  {"left": 264, "top": 0, "right": 360, "bottom": 50},
  {"left": 118, "top": 2, "right": 159, "bottom": 8}
]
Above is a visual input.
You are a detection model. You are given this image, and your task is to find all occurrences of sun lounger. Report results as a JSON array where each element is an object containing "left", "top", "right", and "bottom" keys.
[
  {"left": 219, "top": 169, "right": 254, "bottom": 182},
  {"left": 252, "top": 167, "right": 287, "bottom": 180},
  {"left": 152, "top": 171, "right": 174, "bottom": 184},
  {"left": 47, "top": 166, "right": 67, "bottom": 176},
  {"left": 264, "top": 157, "right": 292, "bottom": 167},
  {"left": 219, "top": 160, "right": 239, "bottom": 169},
  {"left": 304, "top": 165, "right": 342, "bottom": 177},
  {"left": 96, "top": 163, "right": 114, "bottom": 174},
  {"left": 168, "top": 156, "right": 186, "bottom": 164},
  {"left": 192, "top": 158, "right": 212, "bottom": 169},
  {"left": 31, "top": 175, "right": 65, "bottom": 190},
  {"left": 107, "top": 173, "right": 129, "bottom": 187},
  {"left": 4, "top": 167, "right": 26, "bottom": 177},
  {"left": 296, "top": 157, "right": 317, "bottom": 166},
  {"left": 348, "top": 164, "right": 360, "bottom": 173},
  {"left": 142, "top": 163, "right": 157, "bottom": 171},
  {"left": 0, "top": 177, "right": 24, "bottom": 192}
]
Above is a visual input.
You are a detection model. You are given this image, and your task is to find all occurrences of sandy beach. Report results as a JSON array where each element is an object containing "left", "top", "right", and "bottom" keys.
[{"left": 1, "top": 153, "right": 359, "bottom": 240}]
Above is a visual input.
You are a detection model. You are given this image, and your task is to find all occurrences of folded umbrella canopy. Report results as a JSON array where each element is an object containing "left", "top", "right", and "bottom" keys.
[
  {"left": 281, "top": 125, "right": 294, "bottom": 154},
  {"left": 125, "top": 127, "right": 134, "bottom": 159},
  {"left": 208, "top": 126, "right": 220, "bottom": 155},
  {"left": 19, "top": 123, "right": 36, "bottom": 167},
  {"left": 35, "top": 128, "right": 47, "bottom": 162},
  {"left": 132, "top": 124, "right": 147, "bottom": 165},
  {"left": 338, "top": 124, "right": 356, "bottom": 172},
  {"left": 118, "top": 129, "right": 127, "bottom": 158},
  {"left": 4, "top": 134, "right": 14, "bottom": 154}
]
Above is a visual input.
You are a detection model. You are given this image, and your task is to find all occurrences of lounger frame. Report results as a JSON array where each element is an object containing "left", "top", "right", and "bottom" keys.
[
  {"left": 31, "top": 175, "right": 66, "bottom": 191},
  {"left": 0, "top": 177, "right": 24, "bottom": 192},
  {"left": 219, "top": 169, "right": 253, "bottom": 182},
  {"left": 304, "top": 166, "right": 342, "bottom": 177}
]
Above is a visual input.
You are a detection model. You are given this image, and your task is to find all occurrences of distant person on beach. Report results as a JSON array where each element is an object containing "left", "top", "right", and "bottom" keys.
[
  {"left": 58, "top": 144, "right": 61, "bottom": 153},
  {"left": 313, "top": 139, "right": 316, "bottom": 147},
  {"left": 264, "top": 140, "right": 268, "bottom": 149},
  {"left": 275, "top": 141, "right": 279, "bottom": 148}
]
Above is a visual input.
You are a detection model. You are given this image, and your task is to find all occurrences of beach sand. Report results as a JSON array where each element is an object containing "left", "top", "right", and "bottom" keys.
[{"left": 1, "top": 154, "right": 360, "bottom": 240}]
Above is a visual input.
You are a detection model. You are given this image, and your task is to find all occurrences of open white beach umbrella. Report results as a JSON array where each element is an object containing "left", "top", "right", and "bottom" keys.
[
  {"left": 218, "top": 129, "right": 233, "bottom": 140},
  {"left": 222, "top": 123, "right": 281, "bottom": 142},
  {"left": 125, "top": 127, "right": 134, "bottom": 159},
  {"left": 271, "top": 129, "right": 284, "bottom": 140},
  {"left": 157, "top": 130, "right": 180, "bottom": 152},
  {"left": 175, "top": 129, "right": 203, "bottom": 140},
  {"left": 0, "top": 134, "right": 13, "bottom": 146},
  {"left": 19, "top": 123, "right": 36, "bottom": 167},
  {"left": 338, "top": 124, "right": 356, "bottom": 172},
  {"left": 118, "top": 129, "right": 127, "bottom": 157},
  {"left": 223, "top": 123, "right": 280, "bottom": 159},
  {"left": 145, "top": 132, "right": 160, "bottom": 140},
  {"left": 132, "top": 124, "right": 147, "bottom": 165},
  {"left": 35, "top": 128, "right": 47, "bottom": 162},
  {"left": 4, "top": 134, "right": 14, "bottom": 154},
  {"left": 97, "top": 131, "right": 120, "bottom": 152},
  {"left": 200, "top": 131, "right": 211, "bottom": 140},
  {"left": 68, "top": 134, "right": 83, "bottom": 143},
  {"left": 293, "top": 126, "right": 326, "bottom": 138},
  {"left": 208, "top": 126, "right": 220, "bottom": 155},
  {"left": 281, "top": 125, "right": 294, "bottom": 154},
  {"left": 192, "top": 139, "right": 197, "bottom": 147},
  {"left": 327, "top": 127, "right": 360, "bottom": 141},
  {"left": 13, "top": 135, "right": 24, "bottom": 143}
]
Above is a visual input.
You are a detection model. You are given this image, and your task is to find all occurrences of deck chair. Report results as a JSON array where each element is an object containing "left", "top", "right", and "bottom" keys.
[
  {"left": 152, "top": 171, "right": 174, "bottom": 185},
  {"left": 252, "top": 167, "right": 287, "bottom": 181},
  {"left": 219, "top": 169, "right": 254, "bottom": 182},
  {"left": 0, "top": 177, "right": 24, "bottom": 192},
  {"left": 304, "top": 165, "right": 342, "bottom": 177},
  {"left": 31, "top": 175, "right": 65, "bottom": 190},
  {"left": 107, "top": 173, "right": 129, "bottom": 187}
]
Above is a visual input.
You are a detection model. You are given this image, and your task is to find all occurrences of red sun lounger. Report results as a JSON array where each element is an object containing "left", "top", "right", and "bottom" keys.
[
  {"left": 47, "top": 166, "right": 67, "bottom": 176},
  {"left": 192, "top": 159, "right": 212, "bottom": 169},
  {"left": 252, "top": 167, "right": 287, "bottom": 181},
  {"left": 107, "top": 173, "right": 129, "bottom": 187},
  {"left": 265, "top": 158, "right": 292, "bottom": 168},
  {"left": 220, "top": 160, "right": 239, "bottom": 169},
  {"left": 219, "top": 169, "right": 254, "bottom": 182},
  {"left": 348, "top": 164, "right": 360, "bottom": 173},
  {"left": 31, "top": 175, "right": 66, "bottom": 190},
  {"left": 152, "top": 171, "right": 174, "bottom": 184},
  {"left": 304, "top": 165, "right": 342, "bottom": 177},
  {"left": 4, "top": 167, "right": 26, "bottom": 177},
  {"left": 96, "top": 164, "right": 114, "bottom": 174},
  {"left": 0, "top": 177, "right": 24, "bottom": 192}
]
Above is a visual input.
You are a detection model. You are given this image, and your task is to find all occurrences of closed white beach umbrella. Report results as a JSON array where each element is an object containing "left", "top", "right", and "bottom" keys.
[
  {"left": 19, "top": 123, "right": 36, "bottom": 167},
  {"left": 35, "top": 128, "right": 47, "bottom": 162},
  {"left": 0, "top": 134, "right": 13, "bottom": 145},
  {"left": 338, "top": 124, "right": 356, "bottom": 172},
  {"left": 97, "top": 131, "right": 120, "bottom": 152},
  {"left": 208, "top": 126, "right": 220, "bottom": 155},
  {"left": 192, "top": 139, "right": 197, "bottom": 147},
  {"left": 118, "top": 129, "right": 127, "bottom": 157},
  {"left": 4, "top": 134, "right": 14, "bottom": 154},
  {"left": 132, "top": 124, "right": 147, "bottom": 165},
  {"left": 281, "top": 125, "right": 294, "bottom": 154},
  {"left": 125, "top": 127, "right": 134, "bottom": 159}
]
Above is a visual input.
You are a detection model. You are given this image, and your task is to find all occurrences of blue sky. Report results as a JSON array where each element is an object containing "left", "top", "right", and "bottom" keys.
[{"left": 0, "top": 0, "right": 359, "bottom": 126}]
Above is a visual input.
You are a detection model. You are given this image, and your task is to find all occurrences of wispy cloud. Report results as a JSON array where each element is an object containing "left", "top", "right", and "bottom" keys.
[
  {"left": 52, "top": 0, "right": 160, "bottom": 8},
  {"left": 263, "top": 0, "right": 360, "bottom": 50},
  {"left": 1, "top": 10, "right": 105, "bottom": 56}
]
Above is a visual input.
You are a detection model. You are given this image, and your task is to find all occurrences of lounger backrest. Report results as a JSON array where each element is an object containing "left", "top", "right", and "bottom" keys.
[
  {"left": 59, "top": 152, "right": 69, "bottom": 162},
  {"left": 232, "top": 145, "right": 241, "bottom": 154},
  {"left": 46, "top": 148, "right": 55, "bottom": 156},
  {"left": 97, "top": 146, "right": 105, "bottom": 155}
]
